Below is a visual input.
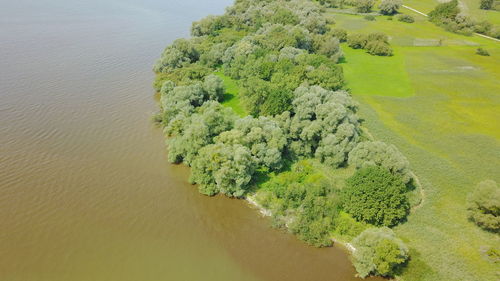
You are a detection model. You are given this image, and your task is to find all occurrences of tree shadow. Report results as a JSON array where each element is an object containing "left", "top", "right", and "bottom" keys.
[{"left": 223, "top": 93, "right": 235, "bottom": 103}]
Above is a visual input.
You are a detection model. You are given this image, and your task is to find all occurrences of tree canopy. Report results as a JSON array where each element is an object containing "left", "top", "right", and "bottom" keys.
[
  {"left": 348, "top": 141, "right": 412, "bottom": 184},
  {"left": 379, "top": 0, "right": 402, "bottom": 15},
  {"left": 467, "top": 180, "right": 500, "bottom": 232},
  {"left": 352, "top": 227, "right": 409, "bottom": 277},
  {"left": 342, "top": 166, "right": 410, "bottom": 226}
]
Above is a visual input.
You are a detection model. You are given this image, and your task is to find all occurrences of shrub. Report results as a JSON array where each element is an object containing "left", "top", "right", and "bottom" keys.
[
  {"left": 379, "top": 0, "right": 402, "bottom": 15},
  {"left": 330, "top": 28, "right": 348, "bottom": 42},
  {"left": 257, "top": 160, "right": 341, "bottom": 247},
  {"left": 480, "top": 0, "right": 494, "bottom": 10},
  {"left": 347, "top": 32, "right": 393, "bottom": 56},
  {"left": 342, "top": 166, "right": 410, "bottom": 227},
  {"left": 428, "top": 0, "right": 460, "bottom": 24},
  {"left": 352, "top": 228, "right": 409, "bottom": 277},
  {"left": 398, "top": 14, "right": 415, "bottom": 23},
  {"left": 476, "top": 48, "right": 490, "bottom": 56},
  {"left": 347, "top": 33, "right": 368, "bottom": 49},
  {"left": 355, "top": 0, "right": 376, "bottom": 13},
  {"left": 364, "top": 15, "right": 376, "bottom": 21},
  {"left": 467, "top": 180, "right": 500, "bottom": 232},
  {"left": 365, "top": 40, "right": 393, "bottom": 56}
]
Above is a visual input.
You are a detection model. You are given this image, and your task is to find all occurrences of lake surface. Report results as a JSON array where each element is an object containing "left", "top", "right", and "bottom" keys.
[{"left": 0, "top": 1, "right": 379, "bottom": 280}]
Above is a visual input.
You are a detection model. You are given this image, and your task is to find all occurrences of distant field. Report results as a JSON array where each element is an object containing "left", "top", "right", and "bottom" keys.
[
  {"left": 214, "top": 71, "right": 248, "bottom": 117},
  {"left": 403, "top": 0, "right": 500, "bottom": 25},
  {"left": 331, "top": 8, "right": 500, "bottom": 281}
]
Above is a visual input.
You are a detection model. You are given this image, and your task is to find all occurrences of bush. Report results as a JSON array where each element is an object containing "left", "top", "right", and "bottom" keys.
[
  {"left": 342, "top": 166, "right": 410, "bottom": 227},
  {"left": 467, "top": 180, "right": 500, "bottom": 232},
  {"left": 379, "top": 0, "right": 402, "bottom": 15},
  {"left": 398, "top": 14, "right": 415, "bottom": 23},
  {"left": 365, "top": 40, "right": 393, "bottom": 56},
  {"left": 364, "top": 15, "right": 376, "bottom": 21},
  {"left": 480, "top": 0, "right": 494, "bottom": 10},
  {"left": 347, "top": 32, "right": 393, "bottom": 56},
  {"left": 330, "top": 28, "right": 348, "bottom": 42},
  {"left": 476, "top": 48, "right": 490, "bottom": 56},
  {"left": 352, "top": 228, "right": 409, "bottom": 277},
  {"left": 347, "top": 33, "right": 368, "bottom": 49}
]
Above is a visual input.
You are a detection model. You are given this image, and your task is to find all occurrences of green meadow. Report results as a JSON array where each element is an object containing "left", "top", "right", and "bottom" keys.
[
  {"left": 215, "top": 71, "right": 248, "bottom": 116},
  {"left": 330, "top": 8, "right": 500, "bottom": 281}
]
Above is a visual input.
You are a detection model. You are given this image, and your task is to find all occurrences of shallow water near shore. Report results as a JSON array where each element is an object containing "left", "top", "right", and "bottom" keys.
[{"left": 0, "top": 1, "right": 381, "bottom": 280}]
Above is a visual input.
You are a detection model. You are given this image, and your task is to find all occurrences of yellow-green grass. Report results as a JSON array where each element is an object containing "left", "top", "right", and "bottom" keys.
[
  {"left": 331, "top": 10, "right": 500, "bottom": 281},
  {"left": 214, "top": 71, "right": 248, "bottom": 117}
]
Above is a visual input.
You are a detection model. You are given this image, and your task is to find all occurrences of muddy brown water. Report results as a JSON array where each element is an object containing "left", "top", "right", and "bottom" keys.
[{"left": 0, "top": 1, "right": 381, "bottom": 280}]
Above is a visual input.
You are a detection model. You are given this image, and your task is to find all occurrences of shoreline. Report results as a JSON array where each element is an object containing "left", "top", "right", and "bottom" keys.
[{"left": 244, "top": 194, "right": 357, "bottom": 254}]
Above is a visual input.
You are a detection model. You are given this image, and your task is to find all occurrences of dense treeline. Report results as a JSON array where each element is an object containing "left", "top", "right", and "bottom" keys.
[{"left": 154, "top": 0, "right": 414, "bottom": 277}]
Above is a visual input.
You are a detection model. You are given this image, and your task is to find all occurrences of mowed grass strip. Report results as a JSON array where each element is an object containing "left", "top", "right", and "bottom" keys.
[
  {"left": 341, "top": 45, "right": 414, "bottom": 97},
  {"left": 214, "top": 71, "right": 248, "bottom": 117}
]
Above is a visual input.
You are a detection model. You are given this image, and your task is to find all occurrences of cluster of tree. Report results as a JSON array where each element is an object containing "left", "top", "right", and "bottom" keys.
[
  {"left": 153, "top": 0, "right": 356, "bottom": 197},
  {"left": 352, "top": 228, "right": 409, "bottom": 277},
  {"left": 191, "top": 0, "right": 329, "bottom": 36},
  {"left": 222, "top": 24, "right": 345, "bottom": 116},
  {"left": 428, "top": 0, "right": 500, "bottom": 38},
  {"left": 467, "top": 180, "right": 499, "bottom": 233},
  {"left": 347, "top": 32, "right": 393, "bottom": 56},
  {"left": 257, "top": 161, "right": 340, "bottom": 247},
  {"left": 280, "top": 85, "right": 361, "bottom": 167},
  {"left": 154, "top": 0, "right": 414, "bottom": 277}
]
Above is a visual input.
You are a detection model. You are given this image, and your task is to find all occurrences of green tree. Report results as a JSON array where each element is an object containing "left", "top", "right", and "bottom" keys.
[
  {"left": 467, "top": 180, "right": 500, "bottom": 232},
  {"left": 285, "top": 85, "right": 361, "bottom": 166},
  {"left": 428, "top": 0, "right": 460, "bottom": 24},
  {"left": 216, "top": 116, "right": 288, "bottom": 170},
  {"left": 348, "top": 141, "right": 412, "bottom": 184},
  {"left": 480, "top": 0, "right": 494, "bottom": 10},
  {"left": 166, "top": 101, "right": 235, "bottom": 165},
  {"left": 379, "top": 0, "right": 402, "bottom": 15},
  {"left": 355, "top": 0, "right": 376, "bottom": 13},
  {"left": 191, "top": 15, "right": 226, "bottom": 36},
  {"left": 342, "top": 166, "right": 410, "bottom": 226},
  {"left": 352, "top": 228, "right": 409, "bottom": 277},
  {"left": 190, "top": 142, "right": 255, "bottom": 197}
]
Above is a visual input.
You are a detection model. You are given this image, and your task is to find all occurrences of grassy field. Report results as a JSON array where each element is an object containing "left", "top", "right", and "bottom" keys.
[
  {"left": 214, "top": 71, "right": 248, "bottom": 117},
  {"left": 329, "top": 8, "right": 500, "bottom": 281}
]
